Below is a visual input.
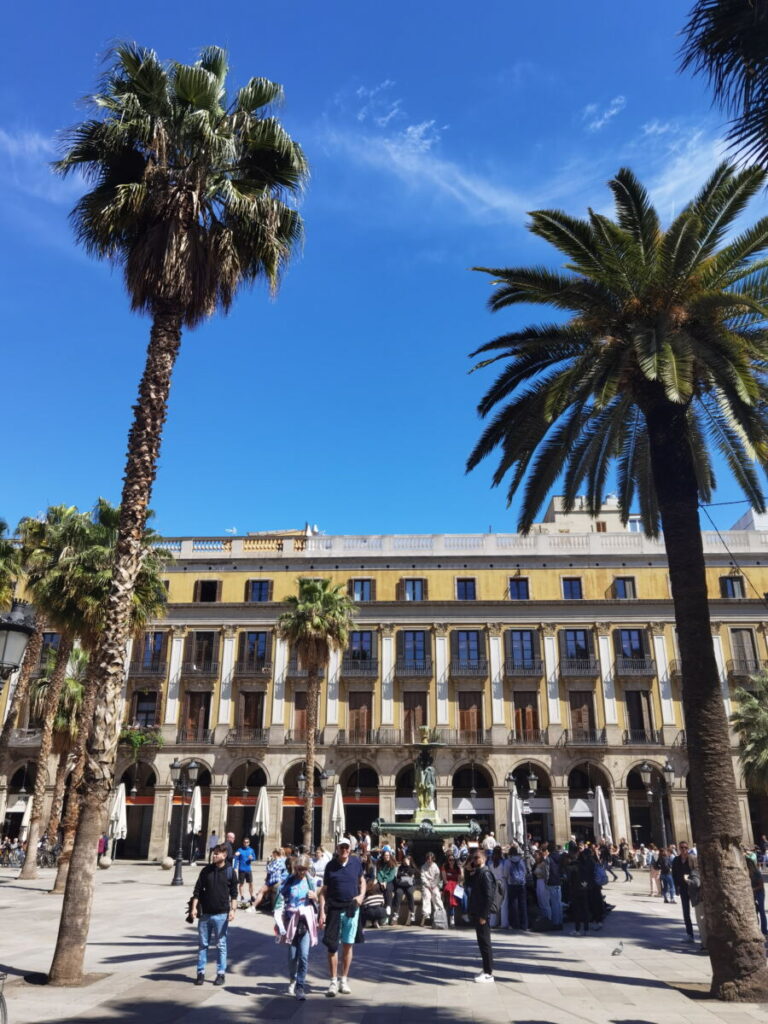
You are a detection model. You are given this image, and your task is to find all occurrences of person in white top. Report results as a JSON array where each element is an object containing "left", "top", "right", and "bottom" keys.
[
  {"left": 345, "top": 832, "right": 358, "bottom": 852},
  {"left": 312, "top": 846, "right": 332, "bottom": 877},
  {"left": 482, "top": 833, "right": 496, "bottom": 861}
]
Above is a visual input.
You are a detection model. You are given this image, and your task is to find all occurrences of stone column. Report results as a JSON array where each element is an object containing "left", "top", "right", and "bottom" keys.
[
  {"left": 378, "top": 784, "right": 396, "bottom": 825},
  {"left": 550, "top": 786, "right": 571, "bottom": 844},
  {"left": 492, "top": 787, "right": 507, "bottom": 837},
  {"left": 435, "top": 785, "right": 452, "bottom": 826},
  {"left": 164, "top": 627, "right": 187, "bottom": 727},
  {"left": 266, "top": 784, "right": 284, "bottom": 851},
  {"left": 215, "top": 626, "right": 237, "bottom": 737},
  {"left": 149, "top": 784, "right": 173, "bottom": 861},
  {"left": 610, "top": 787, "right": 630, "bottom": 843},
  {"left": 205, "top": 783, "right": 226, "bottom": 841},
  {"left": 542, "top": 624, "right": 561, "bottom": 726},
  {"left": 434, "top": 625, "right": 449, "bottom": 726},
  {"left": 487, "top": 624, "right": 506, "bottom": 744},
  {"left": 270, "top": 638, "right": 288, "bottom": 745},
  {"left": 380, "top": 626, "right": 394, "bottom": 726}
]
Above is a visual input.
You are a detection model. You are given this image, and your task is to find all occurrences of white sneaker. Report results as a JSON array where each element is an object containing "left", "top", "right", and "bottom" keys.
[
  {"left": 339, "top": 978, "right": 351, "bottom": 994},
  {"left": 287, "top": 981, "right": 296, "bottom": 996},
  {"left": 326, "top": 979, "right": 338, "bottom": 998},
  {"left": 474, "top": 973, "right": 495, "bottom": 983},
  {"left": 296, "top": 985, "right": 306, "bottom": 1001}
]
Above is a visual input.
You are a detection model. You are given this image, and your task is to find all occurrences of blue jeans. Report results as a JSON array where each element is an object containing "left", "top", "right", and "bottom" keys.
[
  {"left": 660, "top": 874, "right": 676, "bottom": 901},
  {"left": 197, "top": 913, "right": 229, "bottom": 975},
  {"left": 547, "top": 885, "right": 563, "bottom": 926},
  {"left": 756, "top": 888, "right": 768, "bottom": 935},
  {"left": 508, "top": 883, "right": 528, "bottom": 930},
  {"left": 289, "top": 929, "right": 311, "bottom": 987}
]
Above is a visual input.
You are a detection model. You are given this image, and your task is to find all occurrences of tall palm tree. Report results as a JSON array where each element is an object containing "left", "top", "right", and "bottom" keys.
[
  {"left": 0, "top": 518, "right": 20, "bottom": 609},
  {"left": 29, "top": 647, "right": 86, "bottom": 845},
  {"left": 467, "top": 164, "right": 768, "bottom": 1000},
  {"left": 731, "top": 671, "right": 768, "bottom": 792},
  {"left": 680, "top": 1, "right": 768, "bottom": 165},
  {"left": 277, "top": 579, "right": 355, "bottom": 850},
  {"left": 49, "top": 500, "right": 169, "bottom": 895},
  {"left": 48, "top": 44, "right": 306, "bottom": 984}
]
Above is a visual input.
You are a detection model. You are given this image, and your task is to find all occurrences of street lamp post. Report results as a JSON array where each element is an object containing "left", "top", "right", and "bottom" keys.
[
  {"left": 0, "top": 601, "right": 36, "bottom": 691},
  {"left": 639, "top": 759, "right": 675, "bottom": 848},
  {"left": 169, "top": 758, "right": 199, "bottom": 886}
]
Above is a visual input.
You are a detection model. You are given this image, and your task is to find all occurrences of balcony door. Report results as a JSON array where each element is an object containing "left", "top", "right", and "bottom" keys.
[
  {"left": 239, "top": 691, "right": 264, "bottom": 732},
  {"left": 458, "top": 691, "right": 482, "bottom": 742},
  {"left": 403, "top": 691, "right": 427, "bottom": 743},
  {"left": 348, "top": 692, "right": 372, "bottom": 743},
  {"left": 731, "top": 628, "right": 757, "bottom": 670},
  {"left": 513, "top": 692, "right": 539, "bottom": 740},
  {"left": 293, "top": 691, "right": 307, "bottom": 740},
  {"left": 625, "top": 690, "right": 653, "bottom": 736},
  {"left": 184, "top": 691, "right": 210, "bottom": 739},
  {"left": 569, "top": 691, "right": 595, "bottom": 739}
]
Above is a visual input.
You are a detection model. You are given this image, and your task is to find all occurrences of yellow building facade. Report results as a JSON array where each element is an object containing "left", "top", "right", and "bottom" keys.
[{"left": 3, "top": 499, "right": 767, "bottom": 859}]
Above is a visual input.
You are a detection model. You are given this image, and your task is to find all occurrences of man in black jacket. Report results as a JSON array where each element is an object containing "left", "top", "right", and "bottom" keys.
[
  {"left": 467, "top": 849, "right": 495, "bottom": 983},
  {"left": 190, "top": 844, "right": 238, "bottom": 986},
  {"left": 671, "top": 841, "right": 695, "bottom": 942}
]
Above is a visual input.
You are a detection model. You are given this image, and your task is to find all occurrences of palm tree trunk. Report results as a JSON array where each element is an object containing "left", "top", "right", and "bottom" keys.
[
  {"left": 46, "top": 750, "right": 72, "bottom": 846},
  {"left": 303, "top": 671, "right": 319, "bottom": 851},
  {"left": 51, "top": 663, "right": 98, "bottom": 894},
  {"left": 0, "top": 623, "right": 42, "bottom": 783},
  {"left": 20, "top": 637, "right": 74, "bottom": 880},
  {"left": 48, "top": 308, "right": 182, "bottom": 984},
  {"left": 645, "top": 397, "right": 768, "bottom": 1001}
]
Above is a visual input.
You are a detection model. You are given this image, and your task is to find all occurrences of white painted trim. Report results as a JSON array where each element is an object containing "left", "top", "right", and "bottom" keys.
[
  {"left": 712, "top": 634, "right": 731, "bottom": 716},
  {"left": 380, "top": 634, "right": 394, "bottom": 725},
  {"left": 164, "top": 634, "right": 184, "bottom": 725},
  {"left": 597, "top": 634, "right": 618, "bottom": 725},
  {"left": 489, "top": 632, "right": 505, "bottom": 724},
  {"left": 654, "top": 634, "right": 675, "bottom": 725},
  {"left": 543, "top": 633, "right": 561, "bottom": 724},
  {"left": 272, "top": 636, "right": 288, "bottom": 727},
  {"left": 436, "top": 634, "right": 449, "bottom": 725},
  {"left": 217, "top": 633, "right": 235, "bottom": 726}
]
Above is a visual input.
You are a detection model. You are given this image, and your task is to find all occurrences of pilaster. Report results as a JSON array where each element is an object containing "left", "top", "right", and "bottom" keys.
[
  {"left": 550, "top": 786, "right": 570, "bottom": 843},
  {"left": 149, "top": 784, "right": 173, "bottom": 860},
  {"left": 434, "top": 625, "right": 449, "bottom": 725},
  {"left": 164, "top": 627, "right": 187, "bottom": 726},
  {"left": 209, "top": 784, "right": 229, "bottom": 840},
  {"left": 270, "top": 638, "right": 288, "bottom": 744},
  {"left": 541, "top": 624, "right": 561, "bottom": 724},
  {"left": 217, "top": 626, "right": 237, "bottom": 727},
  {"left": 487, "top": 624, "right": 505, "bottom": 726},
  {"left": 380, "top": 626, "right": 394, "bottom": 726}
]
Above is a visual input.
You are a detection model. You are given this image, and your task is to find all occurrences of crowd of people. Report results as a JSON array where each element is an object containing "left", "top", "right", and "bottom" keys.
[{"left": 187, "top": 826, "right": 768, "bottom": 997}]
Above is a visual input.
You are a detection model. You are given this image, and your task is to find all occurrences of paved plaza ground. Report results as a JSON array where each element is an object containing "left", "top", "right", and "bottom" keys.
[{"left": 1, "top": 861, "right": 768, "bottom": 1024}]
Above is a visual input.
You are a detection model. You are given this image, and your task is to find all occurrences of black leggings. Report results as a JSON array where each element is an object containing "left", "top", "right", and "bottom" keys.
[
  {"left": 395, "top": 881, "right": 415, "bottom": 912},
  {"left": 474, "top": 919, "right": 493, "bottom": 975}
]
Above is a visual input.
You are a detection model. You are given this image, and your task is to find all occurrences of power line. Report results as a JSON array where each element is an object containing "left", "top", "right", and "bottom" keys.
[{"left": 698, "top": 503, "right": 768, "bottom": 612}]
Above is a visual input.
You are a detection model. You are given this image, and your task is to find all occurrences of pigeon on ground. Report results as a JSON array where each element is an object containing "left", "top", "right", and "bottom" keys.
[{"left": 611, "top": 941, "right": 624, "bottom": 956}]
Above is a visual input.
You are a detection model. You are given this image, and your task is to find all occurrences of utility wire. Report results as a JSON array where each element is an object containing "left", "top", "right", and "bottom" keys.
[{"left": 698, "top": 502, "right": 768, "bottom": 613}]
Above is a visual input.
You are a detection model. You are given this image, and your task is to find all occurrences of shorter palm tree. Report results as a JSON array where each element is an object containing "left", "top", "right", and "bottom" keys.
[
  {"left": 731, "top": 672, "right": 768, "bottom": 793},
  {"left": 29, "top": 648, "right": 86, "bottom": 845},
  {"left": 0, "top": 518, "right": 20, "bottom": 608},
  {"left": 277, "top": 579, "right": 355, "bottom": 849}
]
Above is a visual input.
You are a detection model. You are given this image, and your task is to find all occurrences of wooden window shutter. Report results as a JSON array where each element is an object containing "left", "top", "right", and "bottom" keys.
[
  {"left": 267, "top": 580, "right": 274, "bottom": 601},
  {"left": 396, "top": 631, "right": 405, "bottom": 659},
  {"left": 183, "top": 634, "right": 194, "bottom": 662},
  {"left": 422, "top": 578, "right": 429, "bottom": 601},
  {"left": 215, "top": 580, "right": 223, "bottom": 602},
  {"left": 558, "top": 630, "right": 567, "bottom": 661},
  {"left": 347, "top": 579, "right": 354, "bottom": 598},
  {"left": 531, "top": 630, "right": 541, "bottom": 660},
  {"left": 613, "top": 630, "right": 623, "bottom": 658},
  {"left": 370, "top": 579, "right": 377, "bottom": 601},
  {"left": 450, "top": 631, "right": 459, "bottom": 660},
  {"left": 237, "top": 632, "right": 246, "bottom": 661},
  {"left": 193, "top": 580, "right": 201, "bottom": 602},
  {"left": 396, "top": 579, "right": 404, "bottom": 601},
  {"left": 244, "top": 579, "right": 253, "bottom": 602},
  {"left": 211, "top": 633, "right": 220, "bottom": 664}
]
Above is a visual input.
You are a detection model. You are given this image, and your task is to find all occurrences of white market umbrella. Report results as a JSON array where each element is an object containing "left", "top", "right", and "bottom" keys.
[
  {"left": 251, "top": 786, "right": 269, "bottom": 837},
  {"left": 187, "top": 785, "right": 203, "bottom": 836},
  {"left": 507, "top": 787, "right": 524, "bottom": 845},
  {"left": 593, "top": 785, "right": 613, "bottom": 844},
  {"left": 330, "top": 783, "right": 346, "bottom": 842},
  {"left": 108, "top": 783, "right": 128, "bottom": 841},
  {"left": 19, "top": 796, "right": 32, "bottom": 838}
]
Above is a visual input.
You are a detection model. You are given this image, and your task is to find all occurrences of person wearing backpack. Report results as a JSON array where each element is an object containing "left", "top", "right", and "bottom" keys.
[
  {"left": 190, "top": 843, "right": 238, "bottom": 987},
  {"left": 506, "top": 843, "right": 529, "bottom": 931},
  {"left": 467, "top": 848, "right": 496, "bottom": 983}
]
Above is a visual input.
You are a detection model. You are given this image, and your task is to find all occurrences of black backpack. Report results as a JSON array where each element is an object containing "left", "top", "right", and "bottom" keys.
[{"left": 488, "top": 874, "right": 506, "bottom": 916}]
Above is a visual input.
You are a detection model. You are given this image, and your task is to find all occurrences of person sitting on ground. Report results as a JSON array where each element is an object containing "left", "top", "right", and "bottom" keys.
[
  {"left": 361, "top": 879, "right": 388, "bottom": 928},
  {"left": 253, "top": 848, "right": 289, "bottom": 909},
  {"left": 376, "top": 849, "right": 398, "bottom": 923},
  {"left": 394, "top": 854, "right": 418, "bottom": 924},
  {"left": 441, "top": 852, "right": 462, "bottom": 927},
  {"left": 233, "top": 836, "right": 257, "bottom": 904}
]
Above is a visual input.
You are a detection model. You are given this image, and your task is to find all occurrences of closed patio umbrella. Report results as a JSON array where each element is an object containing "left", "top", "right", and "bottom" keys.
[
  {"left": 330, "top": 783, "right": 346, "bottom": 843},
  {"left": 507, "top": 787, "right": 524, "bottom": 845},
  {"left": 19, "top": 796, "right": 32, "bottom": 840},
  {"left": 594, "top": 785, "right": 613, "bottom": 844},
  {"left": 251, "top": 786, "right": 269, "bottom": 857}
]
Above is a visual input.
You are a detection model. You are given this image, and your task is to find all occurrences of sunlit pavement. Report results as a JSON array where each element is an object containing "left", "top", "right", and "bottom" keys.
[{"left": 1, "top": 861, "right": 767, "bottom": 1023}]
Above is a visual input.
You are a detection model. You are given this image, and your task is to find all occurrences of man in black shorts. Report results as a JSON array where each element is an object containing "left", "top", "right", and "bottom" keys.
[{"left": 317, "top": 837, "right": 365, "bottom": 997}]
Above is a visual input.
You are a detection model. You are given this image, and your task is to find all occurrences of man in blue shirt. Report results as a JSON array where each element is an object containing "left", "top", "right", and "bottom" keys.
[
  {"left": 318, "top": 838, "right": 365, "bottom": 997},
  {"left": 234, "top": 836, "right": 257, "bottom": 904}
]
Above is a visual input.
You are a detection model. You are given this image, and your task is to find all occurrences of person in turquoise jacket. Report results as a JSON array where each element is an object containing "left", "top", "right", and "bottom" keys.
[{"left": 234, "top": 836, "right": 257, "bottom": 904}]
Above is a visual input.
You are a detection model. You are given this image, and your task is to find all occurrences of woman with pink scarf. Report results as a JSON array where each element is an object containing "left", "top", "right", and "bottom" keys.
[{"left": 276, "top": 854, "right": 318, "bottom": 1001}]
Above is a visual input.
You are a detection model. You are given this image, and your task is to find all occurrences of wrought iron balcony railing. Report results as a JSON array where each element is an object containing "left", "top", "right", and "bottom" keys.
[
  {"left": 563, "top": 727, "right": 607, "bottom": 746},
  {"left": 727, "top": 658, "right": 764, "bottom": 678},
  {"left": 176, "top": 728, "right": 214, "bottom": 744},
  {"left": 340, "top": 657, "right": 379, "bottom": 677},
  {"left": 395, "top": 658, "right": 433, "bottom": 678},
  {"left": 508, "top": 728, "right": 547, "bottom": 745},
  {"left": 615, "top": 657, "right": 656, "bottom": 677},
  {"left": 432, "top": 727, "right": 491, "bottom": 746},
  {"left": 181, "top": 660, "right": 219, "bottom": 676},
  {"left": 622, "top": 728, "right": 662, "bottom": 745},
  {"left": 233, "top": 659, "right": 272, "bottom": 677},
  {"left": 129, "top": 659, "right": 167, "bottom": 676},
  {"left": 504, "top": 657, "right": 544, "bottom": 677},
  {"left": 224, "top": 727, "right": 269, "bottom": 745},
  {"left": 286, "top": 661, "right": 325, "bottom": 679},
  {"left": 560, "top": 657, "right": 600, "bottom": 677},
  {"left": 284, "top": 729, "right": 322, "bottom": 744},
  {"left": 336, "top": 729, "right": 377, "bottom": 745},
  {"left": 450, "top": 658, "right": 489, "bottom": 677}
]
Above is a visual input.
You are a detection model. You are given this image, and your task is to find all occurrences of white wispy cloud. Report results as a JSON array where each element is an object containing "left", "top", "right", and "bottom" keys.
[
  {"left": 583, "top": 95, "right": 626, "bottom": 132},
  {"left": 645, "top": 127, "right": 727, "bottom": 218},
  {"left": 0, "top": 126, "right": 81, "bottom": 205}
]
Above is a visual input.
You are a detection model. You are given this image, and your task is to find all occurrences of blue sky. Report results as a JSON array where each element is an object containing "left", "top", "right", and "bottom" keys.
[{"left": 2, "top": 1, "right": 761, "bottom": 537}]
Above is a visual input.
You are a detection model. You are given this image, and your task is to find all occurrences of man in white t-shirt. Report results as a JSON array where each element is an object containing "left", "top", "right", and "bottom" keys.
[
  {"left": 345, "top": 831, "right": 358, "bottom": 852},
  {"left": 482, "top": 832, "right": 496, "bottom": 861}
]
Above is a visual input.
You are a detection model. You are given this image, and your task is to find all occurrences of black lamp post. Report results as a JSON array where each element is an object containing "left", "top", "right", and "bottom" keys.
[
  {"left": 170, "top": 758, "right": 199, "bottom": 886},
  {"left": 354, "top": 760, "right": 362, "bottom": 801},
  {"left": 0, "top": 601, "right": 36, "bottom": 691},
  {"left": 640, "top": 759, "right": 674, "bottom": 848}
]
